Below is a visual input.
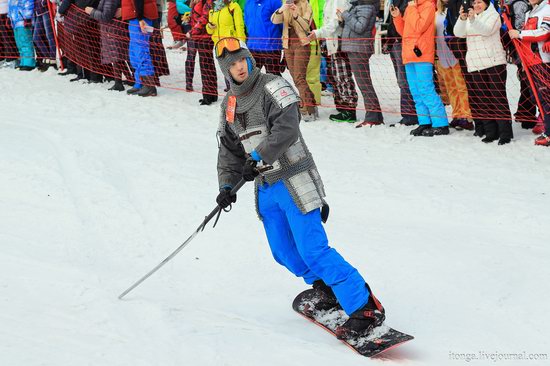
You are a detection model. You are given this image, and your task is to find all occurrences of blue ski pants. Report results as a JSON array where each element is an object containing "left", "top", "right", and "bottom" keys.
[
  {"left": 128, "top": 19, "right": 154, "bottom": 88},
  {"left": 258, "top": 181, "right": 370, "bottom": 315},
  {"left": 405, "top": 62, "right": 448, "bottom": 127},
  {"left": 14, "top": 26, "right": 36, "bottom": 68}
]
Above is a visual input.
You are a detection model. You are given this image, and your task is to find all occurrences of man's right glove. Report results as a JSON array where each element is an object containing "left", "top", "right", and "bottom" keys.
[
  {"left": 216, "top": 187, "right": 236, "bottom": 209},
  {"left": 242, "top": 156, "right": 259, "bottom": 182}
]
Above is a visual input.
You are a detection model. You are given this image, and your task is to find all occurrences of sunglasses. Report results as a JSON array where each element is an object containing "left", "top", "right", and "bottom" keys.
[{"left": 215, "top": 37, "right": 243, "bottom": 58}]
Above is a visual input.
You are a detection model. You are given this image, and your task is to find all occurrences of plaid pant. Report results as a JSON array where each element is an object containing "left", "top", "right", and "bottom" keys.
[{"left": 322, "top": 41, "right": 358, "bottom": 111}]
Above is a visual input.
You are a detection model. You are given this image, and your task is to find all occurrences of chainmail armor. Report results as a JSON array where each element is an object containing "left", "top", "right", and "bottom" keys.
[{"left": 218, "top": 74, "right": 326, "bottom": 218}]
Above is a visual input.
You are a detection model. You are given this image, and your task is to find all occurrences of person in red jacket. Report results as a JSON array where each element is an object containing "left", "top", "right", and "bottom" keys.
[
  {"left": 122, "top": 0, "right": 158, "bottom": 97},
  {"left": 188, "top": 0, "right": 218, "bottom": 105},
  {"left": 167, "top": 0, "right": 186, "bottom": 49},
  {"left": 509, "top": 0, "right": 550, "bottom": 146}
]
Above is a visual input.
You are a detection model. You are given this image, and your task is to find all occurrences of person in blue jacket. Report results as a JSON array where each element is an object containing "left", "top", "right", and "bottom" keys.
[
  {"left": 8, "top": 0, "right": 35, "bottom": 70},
  {"left": 244, "top": 0, "right": 284, "bottom": 75}
]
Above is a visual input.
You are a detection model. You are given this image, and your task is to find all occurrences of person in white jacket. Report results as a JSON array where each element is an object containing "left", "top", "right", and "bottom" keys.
[
  {"left": 454, "top": 0, "right": 513, "bottom": 145},
  {"left": 306, "top": 0, "right": 358, "bottom": 122}
]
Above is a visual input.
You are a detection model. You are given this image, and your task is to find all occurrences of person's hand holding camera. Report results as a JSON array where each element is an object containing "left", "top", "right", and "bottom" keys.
[
  {"left": 390, "top": 5, "right": 401, "bottom": 18},
  {"left": 459, "top": 5, "right": 467, "bottom": 20}
]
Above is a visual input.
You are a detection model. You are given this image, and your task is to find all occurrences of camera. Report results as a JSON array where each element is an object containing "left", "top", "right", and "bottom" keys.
[
  {"left": 413, "top": 46, "right": 422, "bottom": 57},
  {"left": 462, "top": 0, "right": 472, "bottom": 12}
]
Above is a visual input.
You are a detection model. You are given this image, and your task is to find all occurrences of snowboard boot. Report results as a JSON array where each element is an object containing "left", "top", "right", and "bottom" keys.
[
  {"left": 335, "top": 288, "right": 385, "bottom": 340},
  {"left": 292, "top": 280, "right": 341, "bottom": 317},
  {"left": 311, "top": 280, "right": 340, "bottom": 312},
  {"left": 410, "top": 124, "right": 432, "bottom": 136}
]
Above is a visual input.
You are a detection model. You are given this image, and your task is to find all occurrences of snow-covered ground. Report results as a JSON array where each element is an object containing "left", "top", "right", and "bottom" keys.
[{"left": 1, "top": 69, "right": 549, "bottom": 366}]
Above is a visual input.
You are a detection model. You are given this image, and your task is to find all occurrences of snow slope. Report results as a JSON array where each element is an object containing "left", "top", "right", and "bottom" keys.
[{"left": 1, "top": 69, "right": 549, "bottom": 366}]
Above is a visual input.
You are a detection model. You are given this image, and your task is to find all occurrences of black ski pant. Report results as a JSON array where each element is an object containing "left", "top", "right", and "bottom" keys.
[{"left": 464, "top": 64, "right": 513, "bottom": 140}]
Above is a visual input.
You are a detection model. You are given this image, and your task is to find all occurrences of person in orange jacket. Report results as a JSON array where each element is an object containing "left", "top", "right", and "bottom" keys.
[{"left": 391, "top": 0, "right": 449, "bottom": 136}]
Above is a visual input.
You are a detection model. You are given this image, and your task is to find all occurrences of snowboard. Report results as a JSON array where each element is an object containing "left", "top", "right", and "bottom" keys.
[{"left": 292, "top": 295, "right": 414, "bottom": 358}]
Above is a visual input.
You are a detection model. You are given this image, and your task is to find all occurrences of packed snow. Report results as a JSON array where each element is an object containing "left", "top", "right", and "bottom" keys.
[{"left": 1, "top": 68, "right": 549, "bottom": 366}]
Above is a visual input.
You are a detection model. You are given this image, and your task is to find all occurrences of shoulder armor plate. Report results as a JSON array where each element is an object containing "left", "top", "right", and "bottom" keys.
[{"left": 264, "top": 77, "right": 300, "bottom": 110}]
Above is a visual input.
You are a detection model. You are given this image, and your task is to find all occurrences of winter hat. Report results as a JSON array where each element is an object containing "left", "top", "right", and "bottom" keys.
[{"left": 481, "top": 0, "right": 491, "bottom": 7}]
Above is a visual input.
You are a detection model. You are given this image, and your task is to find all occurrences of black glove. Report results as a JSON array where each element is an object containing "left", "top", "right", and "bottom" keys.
[
  {"left": 216, "top": 187, "right": 236, "bottom": 209},
  {"left": 242, "top": 157, "right": 259, "bottom": 182}
]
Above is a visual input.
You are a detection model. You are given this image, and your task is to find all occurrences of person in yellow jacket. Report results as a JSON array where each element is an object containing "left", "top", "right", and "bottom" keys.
[{"left": 206, "top": 0, "right": 246, "bottom": 44}]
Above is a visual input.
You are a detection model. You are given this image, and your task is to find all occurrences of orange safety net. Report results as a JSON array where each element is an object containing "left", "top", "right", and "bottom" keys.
[{"left": 1, "top": 4, "right": 547, "bottom": 124}]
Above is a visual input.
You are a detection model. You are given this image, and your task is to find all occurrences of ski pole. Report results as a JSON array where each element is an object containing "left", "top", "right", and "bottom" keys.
[{"left": 118, "top": 179, "right": 246, "bottom": 300}]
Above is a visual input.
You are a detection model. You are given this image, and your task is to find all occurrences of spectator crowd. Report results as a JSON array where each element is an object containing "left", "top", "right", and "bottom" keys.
[{"left": 0, "top": 0, "right": 548, "bottom": 146}]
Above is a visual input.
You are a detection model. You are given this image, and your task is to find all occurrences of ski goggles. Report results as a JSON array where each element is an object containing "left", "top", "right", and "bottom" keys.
[{"left": 215, "top": 37, "right": 244, "bottom": 59}]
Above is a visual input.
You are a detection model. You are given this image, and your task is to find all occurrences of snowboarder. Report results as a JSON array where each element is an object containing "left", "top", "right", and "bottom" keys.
[{"left": 212, "top": 37, "right": 385, "bottom": 339}]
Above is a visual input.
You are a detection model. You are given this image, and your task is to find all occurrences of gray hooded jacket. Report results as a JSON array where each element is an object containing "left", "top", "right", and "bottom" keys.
[{"left": 340, "top": 0, "right": 378, "bottom": 54}]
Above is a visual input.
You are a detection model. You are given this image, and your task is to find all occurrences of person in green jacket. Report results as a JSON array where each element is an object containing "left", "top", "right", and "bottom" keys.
[{"left": 306, "top": 0, "right": 324, "bottom": 109}]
